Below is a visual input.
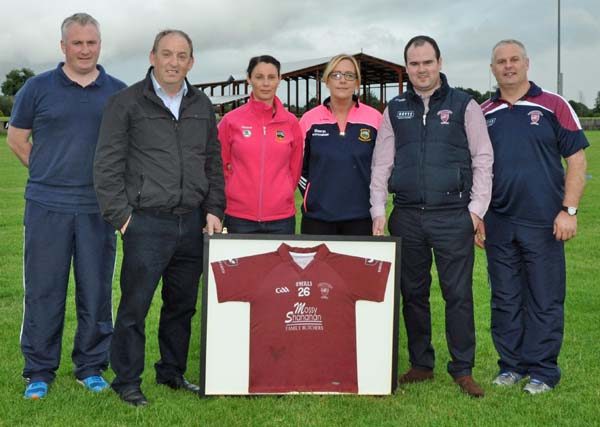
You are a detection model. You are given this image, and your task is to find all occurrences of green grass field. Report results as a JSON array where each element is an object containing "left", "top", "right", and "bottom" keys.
[{"left": 0, "top": 133, "right": 598, "bottom": 426}]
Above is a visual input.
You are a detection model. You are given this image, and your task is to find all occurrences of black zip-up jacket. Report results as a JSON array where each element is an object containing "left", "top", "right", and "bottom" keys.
[
  {"left": 387, "top": 73, "right": 472, "bottom": 209},
  {"left": 94, "top": 68, "right": 225, "bottom": 229}
]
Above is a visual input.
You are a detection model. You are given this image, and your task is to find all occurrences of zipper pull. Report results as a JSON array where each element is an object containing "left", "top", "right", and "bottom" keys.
[
  {"left": 422, "top": 114, "right": 426, "bottom": 126},
  {"left": 263, "top": 126, "right": 267, "bottom": 136}
]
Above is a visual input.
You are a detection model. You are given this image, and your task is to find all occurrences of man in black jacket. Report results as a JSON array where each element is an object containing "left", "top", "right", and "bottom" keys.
[{"left": 94, "top": 29, "right": 225, "bottom": 406}]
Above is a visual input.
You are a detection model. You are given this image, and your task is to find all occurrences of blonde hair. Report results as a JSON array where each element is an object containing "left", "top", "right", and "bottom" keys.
[{"left": 322, "top": 54, "right": 361, "bottom": 87}]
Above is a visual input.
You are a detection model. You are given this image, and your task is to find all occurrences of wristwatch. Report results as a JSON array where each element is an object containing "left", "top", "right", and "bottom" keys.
[{"left": 562, "top": 206, "right": 578, "bottom": 216}]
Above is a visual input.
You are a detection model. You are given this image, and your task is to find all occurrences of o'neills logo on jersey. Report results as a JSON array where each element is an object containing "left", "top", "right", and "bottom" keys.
[
  {"left": 358, "top": 128, "right": 372, "bottom": 143},
  {"left": 312, "top": 128, "right": 329, "bottom": 137},
  {"left": 396, "top": 111, "right": 414, "bottom": 120},
  {"left": 284, "top": 302, "right": 323, "bottom": 331},
  {"left": 528, "top": 110, "right": 543, "bottom": 125},
  {"left": 317, "top": 282, "right": 333, "bottom": 299},
  {"left": 437, "top": 109, "right": 452, "bottom": 125},
  {"left": 295, "top": 280, "right": 312, "bottom": 287},
  {"left": 486, "top": 118, "right": 496, "bottom": 127},
  {"left": 276, "top": 130, "right": 286, "bottom": 141}
]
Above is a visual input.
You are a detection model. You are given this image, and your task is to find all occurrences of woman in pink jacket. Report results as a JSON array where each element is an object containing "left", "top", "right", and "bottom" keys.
[{"left": 218, "top": 55, "right": 304, "bottom": 234}]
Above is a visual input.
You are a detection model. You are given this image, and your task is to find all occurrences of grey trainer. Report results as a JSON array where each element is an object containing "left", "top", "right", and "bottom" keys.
[
  {"left": 523, "top": 379, "right": 552, "bottom": 394},
  {"left": 492, "top": 371, "right": 524, "bottom": 386}
]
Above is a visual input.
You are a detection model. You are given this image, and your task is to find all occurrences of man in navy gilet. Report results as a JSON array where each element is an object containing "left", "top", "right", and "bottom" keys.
[{"left": 370, "top": 35, "right": 493, "bottom": 397}]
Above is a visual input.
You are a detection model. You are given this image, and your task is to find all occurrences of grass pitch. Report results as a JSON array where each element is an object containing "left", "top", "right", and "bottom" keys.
[{"left": 0, "top": 132, "right": 598, "bottom": 426}]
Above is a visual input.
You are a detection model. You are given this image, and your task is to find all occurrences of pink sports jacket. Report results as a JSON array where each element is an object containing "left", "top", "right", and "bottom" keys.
[{"left": 218, "top": 94, "right": 304, "bottom": 222}]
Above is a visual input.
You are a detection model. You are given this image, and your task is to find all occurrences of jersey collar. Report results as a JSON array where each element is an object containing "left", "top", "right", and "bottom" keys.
[{"left": 491, "top": 80, "right": 542, "bottom": 102}]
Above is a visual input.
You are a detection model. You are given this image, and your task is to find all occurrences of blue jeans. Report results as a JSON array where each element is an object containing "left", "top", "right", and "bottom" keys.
[
  {"left": 110, "top": 208, "right": 204, "bottom": 393},
  {"left": 224, "top": 215, "right": 295, "bottom": 235}
]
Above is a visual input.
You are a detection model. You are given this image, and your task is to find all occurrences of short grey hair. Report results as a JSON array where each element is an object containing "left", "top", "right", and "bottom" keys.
[
  {"left": 61, "top": 13, "right": 100, "bottom": 41},
  {"left": 491, "top": 39, "right": 528, "bottom": 63},
  {"left": 152, "top": 30, "right": 194, "bottom": 59}
]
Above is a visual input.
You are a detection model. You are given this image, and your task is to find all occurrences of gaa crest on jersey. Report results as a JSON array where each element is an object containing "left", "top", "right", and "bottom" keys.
[
  {"left": 396, "top": 110, "right": 414, "bottom": 120},
  {"left": 358, "top": 128, "right": 372, "bottom": 143},
  {"left": 528, "top": 110, "right": 543, "bottom": 126},
  {"left": 276, "top": 130, "right": 286, "bottom": 141},
  {"left": 365, "top": 258, "right": 378, "bottom": 266},
  {"left": 486, "top": 117, "right": 496, "bottom": 127},
  {"left": 318, "top": 282, "right": 333, "bottom": 299},
  {"left": 437, "top": 109, "right": 452, "bottom": 125}
]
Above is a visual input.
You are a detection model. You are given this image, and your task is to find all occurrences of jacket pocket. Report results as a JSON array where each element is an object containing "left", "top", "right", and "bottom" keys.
[{"left": 136, "top": 174, "right": 145, "bottom": 208}]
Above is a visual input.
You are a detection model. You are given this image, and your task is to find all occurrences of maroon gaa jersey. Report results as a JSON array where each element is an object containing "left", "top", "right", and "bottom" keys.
[{"left": 211, "top": 243, "right": 391, "bottom": 393}]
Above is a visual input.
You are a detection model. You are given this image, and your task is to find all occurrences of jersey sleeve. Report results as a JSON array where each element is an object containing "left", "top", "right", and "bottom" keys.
[
  {"left": 9, "top": 80, "right": 36, "bottom": 129},
  {"left": 290, "top": 117, "right": 304, "bottom": 188},
  {"left": 217, "top": 115, "right": 233, "bottom": 179},
  {"left": 334, "top": 254, "right": 391, "bottom": 302},
  {"left": 553, "top": 99, "right": 590, "bottom": 158},
  {"left": 298, "top": 113, "right": 312, "bottom": 196},
  {"left": 211, "top": 254, "right": 262, "bottom": 303}
]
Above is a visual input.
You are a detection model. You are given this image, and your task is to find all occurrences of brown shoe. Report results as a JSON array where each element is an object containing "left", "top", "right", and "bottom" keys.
[
  {"left": 454, "top": 375, "right": 485, "bottom": 398},
  {"left": 398, "top": 367, "right": 434, "bottom": 385}
]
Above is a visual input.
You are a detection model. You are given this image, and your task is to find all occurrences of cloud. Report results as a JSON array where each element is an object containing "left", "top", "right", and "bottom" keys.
[{"left": 0, "top": 0, "right": 598, "bottom": 106}]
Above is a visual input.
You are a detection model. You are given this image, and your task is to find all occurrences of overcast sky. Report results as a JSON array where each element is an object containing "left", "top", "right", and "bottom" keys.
[{"left": 1, "top": 0, "right": 598, "bottom": 106}]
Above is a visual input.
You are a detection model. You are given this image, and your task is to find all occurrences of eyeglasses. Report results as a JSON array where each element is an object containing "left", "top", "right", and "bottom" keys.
[{"left": 329, "top": 71, "right": 357, "bottom": 81}]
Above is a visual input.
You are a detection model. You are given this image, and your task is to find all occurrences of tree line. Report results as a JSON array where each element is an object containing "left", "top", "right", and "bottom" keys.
[{"left": 2, "top": 68, "right": 600, "bottom": 117}]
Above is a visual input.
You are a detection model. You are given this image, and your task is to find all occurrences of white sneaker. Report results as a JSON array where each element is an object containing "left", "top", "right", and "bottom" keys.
[
  {"left": 523, "top": 379, "right": 552, "bottom": 394},
  {"left": 492, "top": 371, "right": 524, "bottom": 386}
]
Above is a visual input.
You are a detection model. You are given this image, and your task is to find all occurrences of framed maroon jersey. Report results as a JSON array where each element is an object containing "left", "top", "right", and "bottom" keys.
[{"left": 210, "top": 243, "right": 391, "bottom": 393}]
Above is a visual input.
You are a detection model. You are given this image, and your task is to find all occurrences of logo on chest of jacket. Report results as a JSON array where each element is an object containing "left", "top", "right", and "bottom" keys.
[
  {"left": 528, "top": 110, "right": 543, "bottom": 126},
  {"left": 276, "top": 130, "right": 286, "bottom": 142},
  {"left": 242, "top": 129, "right": 252, "bottom": 138},
  {"left": 486, "top": 117, "right": 496, "bottom": 127},
  {"left": 396, "top": 110, "right": 414, "bottom": 120},
  {"left": 312, "top": 128, "right": 330, "bottom": 137},
  {"left": 358, "top": 128, "right": 373, "bottom": 143},
  {"left": 437, "top": 109, "right": 453, "bottom": 125}
]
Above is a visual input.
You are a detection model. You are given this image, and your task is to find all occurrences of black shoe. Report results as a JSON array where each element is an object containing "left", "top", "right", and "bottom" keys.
[
  {"left": 118, "top": 388, "right": 148, "bottom": 406},
  {"left": 157, "top": 376, "right": 200, "bottom": 394}
]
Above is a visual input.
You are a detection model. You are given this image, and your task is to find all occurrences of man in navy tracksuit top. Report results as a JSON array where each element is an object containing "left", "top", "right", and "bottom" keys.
[
  {"left": 370, "top": 35, "right": 493, "bottom": 398},
  {"left": 481, "top": 39, "right": 588, "bottom": 394},
  {"left": 7, "top": 13, "right": 126, "bottom": 399}
]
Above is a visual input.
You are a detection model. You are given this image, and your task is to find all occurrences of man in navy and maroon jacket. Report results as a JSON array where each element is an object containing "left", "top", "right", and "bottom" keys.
[{"left": 481, "top": 39, "right": 588, "bottom": 394}]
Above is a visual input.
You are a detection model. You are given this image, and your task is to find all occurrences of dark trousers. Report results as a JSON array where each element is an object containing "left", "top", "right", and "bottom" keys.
[
  {"left": 389, "top": 207, "right": 476, "bottom": 378},
  {"left": 21, "top": 200, "right": 116, "bottom": 383},
  {"left": 224, "top": 214, "right": 295, "bottom": 234},
  {"left": 301, "top": 216, "right": 372, "bottom": 236},
  {"left": 110, "top": 209, "right": 204, "bottom": 393},
  {"left": 485, "top": 211, "right": 565, "bottom": 387}
]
